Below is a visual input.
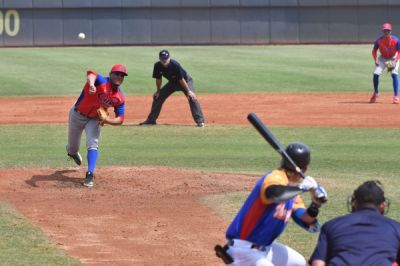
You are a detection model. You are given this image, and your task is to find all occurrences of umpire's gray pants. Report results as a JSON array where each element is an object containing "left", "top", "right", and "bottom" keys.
[
  {"left": 67, "top": 106, "right": 101, "bottom": 155},
  {"left": 146, "top": 77, "right": 205, "bottom": 124}
]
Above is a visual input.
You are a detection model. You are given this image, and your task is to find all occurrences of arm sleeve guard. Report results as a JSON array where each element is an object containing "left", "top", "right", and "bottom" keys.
[{"left": 265, "top": 185, "right": 303, "bottom": 203}]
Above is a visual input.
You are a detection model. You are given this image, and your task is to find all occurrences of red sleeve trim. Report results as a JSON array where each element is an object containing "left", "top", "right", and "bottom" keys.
[{"left": 87, "top": 70, "right": 97, "bottom": 76}]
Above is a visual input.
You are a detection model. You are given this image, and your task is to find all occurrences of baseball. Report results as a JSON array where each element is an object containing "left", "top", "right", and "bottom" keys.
[{"left": 78, "top": 33, "right": 86, "bottom": 40}]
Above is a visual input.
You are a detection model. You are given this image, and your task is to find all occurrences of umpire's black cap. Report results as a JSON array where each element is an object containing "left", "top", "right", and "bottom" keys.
[
  {"left": 353, "top": 180, "right": 385, "bottom": 206},
  {"left": 159, "top": 50, "right": 170, "bottom": 59}
]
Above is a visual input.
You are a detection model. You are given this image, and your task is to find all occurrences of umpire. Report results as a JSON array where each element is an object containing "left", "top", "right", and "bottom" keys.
[
  {"left": 139, "top": 50, "right": 205, "bottom": 127},
  {"left": 310, "top": 180, "right": 400, "bottom": 266}
]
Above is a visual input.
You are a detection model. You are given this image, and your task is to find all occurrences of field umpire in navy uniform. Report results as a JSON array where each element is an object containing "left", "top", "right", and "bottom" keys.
[{"left": 139, "top": 50, "right": 205, "bottom": 127}]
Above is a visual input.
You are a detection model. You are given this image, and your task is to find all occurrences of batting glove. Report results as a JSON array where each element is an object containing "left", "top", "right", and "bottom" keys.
[
  {"left": 298, "top": 176, "right": 318, "bottom": 192},
  {"left": 314, "top": 185, "right": 328, "bottom": 202}
]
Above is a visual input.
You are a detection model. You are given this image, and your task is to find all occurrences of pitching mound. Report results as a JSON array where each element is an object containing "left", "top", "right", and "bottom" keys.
[{"left": 0, "top": 166, "right": 256, "bottom": 265}]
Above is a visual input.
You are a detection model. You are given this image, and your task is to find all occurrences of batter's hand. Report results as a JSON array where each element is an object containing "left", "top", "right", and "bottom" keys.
[
  {"left": 89, "top": 84, "right": 96, "bottom": 94},
  {"left": 187, "top": 91, "right": 197, "bottom": 101},
  {"left": 298, "top": 176, "right": 318, "bottom": 192},
  {"left": 313, "top": 185, "right": 328, "bottom": 204}
]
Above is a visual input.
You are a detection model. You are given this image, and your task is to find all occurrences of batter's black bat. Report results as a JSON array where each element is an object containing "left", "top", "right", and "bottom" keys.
[{"left": 247, "top": 112, "right": 305, "bottom": 178}]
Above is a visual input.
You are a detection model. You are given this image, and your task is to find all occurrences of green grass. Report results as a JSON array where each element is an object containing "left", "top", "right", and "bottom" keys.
[
  {"left": 1, "top": 123, "right": 397, "bottom": 175},
  {"left": 2, "top": 124, "right": 400, "bottom": 176},
  {"left": 0, "top": 45, "right": 390, "bottom": 96},
  {"left": 0, "top": 202, "right": 82, "bottom": 265}
]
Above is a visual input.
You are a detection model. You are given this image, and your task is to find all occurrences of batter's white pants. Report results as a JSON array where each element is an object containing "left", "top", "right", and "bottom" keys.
[
  {"left": 374, "top": 55, "right": 399, "bottom": 75},
  {"left": 227, "top": 239, "right": 306, "bottom": 266}
]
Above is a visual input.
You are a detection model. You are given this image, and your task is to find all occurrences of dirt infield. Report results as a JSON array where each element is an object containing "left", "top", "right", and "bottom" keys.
[
  {"left": 0, "top": 92, "right": 398, "bottom": 265},
  {"left": 1, "top": 92, "right": 400, "bottom": 127},
  {"left": 0, "top": 167, "right": 255, "bottom": 265}
]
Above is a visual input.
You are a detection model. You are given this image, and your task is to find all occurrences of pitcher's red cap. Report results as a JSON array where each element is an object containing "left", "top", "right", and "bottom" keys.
[
  {"left": 382, "top": 23, "right": 392, "bottom": 31},
  {"left": 110, "top": 64, "right": 128, "bottom": 76}
]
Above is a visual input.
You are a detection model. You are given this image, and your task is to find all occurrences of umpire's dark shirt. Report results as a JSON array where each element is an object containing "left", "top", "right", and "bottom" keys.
[
  {"left": 310, "top": 208, "right": 400, "bottom": 266},
  {"left": 152, "top": 59, "right": 188, "bottom": 84}
]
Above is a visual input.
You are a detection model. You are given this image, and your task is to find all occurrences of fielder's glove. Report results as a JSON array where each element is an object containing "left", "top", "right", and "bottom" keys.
[
  {"left": 97, "top": 107, "right": 109, "bottom": 126},
  {"left": 385, "top": 60, "right": 397, "bottom": 72},
  {"left": 298, "top": 176, "right": 318, "bottom": 192}
]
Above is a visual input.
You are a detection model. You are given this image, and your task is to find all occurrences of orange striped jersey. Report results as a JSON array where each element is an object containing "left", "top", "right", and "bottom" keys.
[{"left": 226, "top": 169, "right": 306, "bottom": 246}]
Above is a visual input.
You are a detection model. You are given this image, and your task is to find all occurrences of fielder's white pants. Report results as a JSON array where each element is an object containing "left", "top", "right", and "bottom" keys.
[
  {"left": 374, "top": 55, "right": 399, "bottom": 75},
  {"left": 227, "top": 239, "right": 306, "bottom": 266}
]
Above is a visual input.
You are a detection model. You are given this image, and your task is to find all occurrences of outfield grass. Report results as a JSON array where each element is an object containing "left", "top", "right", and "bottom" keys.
[{"left": 0, "top": 45, "right": 391, "bottom": 96}]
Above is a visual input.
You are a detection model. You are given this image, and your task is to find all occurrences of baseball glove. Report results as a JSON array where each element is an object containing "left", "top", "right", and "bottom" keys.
[
  {"left": 385, "top": 60, "right": 397, "bottom": 72},
  {"left": 97, "top": 107, "right": 109, "bottom": 126}
]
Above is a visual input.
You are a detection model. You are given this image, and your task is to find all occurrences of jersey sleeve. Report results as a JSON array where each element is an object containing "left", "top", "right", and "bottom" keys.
[
  {"left": 291, "top": 197, "right": 308, "bottom": 230},
  {"left": 309, "top": 224, "right": 329, "bottom": 263},
  {"left": 152, "top": 63, "right": 162, "bottom": 79},
  {"left": 114, "top": 102, "right": 125, "bottom": 119},
  {"left": 293, "top": 195, "right": 306, "bottom": 210},
  {"left": 373, "top": 39, "right": 379, "bottom": 51},
  {"left": 94, "top": 73, "right": 108, "bottom": 87},
  {"left": 176, "top": 63, "right": 185, "bottom": 80},
  {"left": 260, "top": 171, "right": 288, "bottom": 204},
  {"left": 87, "top": 70, "right": 97, "bottom": 76}
]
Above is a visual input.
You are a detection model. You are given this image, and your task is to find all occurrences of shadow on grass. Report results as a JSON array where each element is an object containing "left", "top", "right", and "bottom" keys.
[{"left": 25, "top": 169, "right": 83, "bottom": 188}]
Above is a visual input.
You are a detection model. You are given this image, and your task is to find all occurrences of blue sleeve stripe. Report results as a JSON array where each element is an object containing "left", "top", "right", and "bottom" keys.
[
  {"left": 114, "top": 102, "right": 125, "bottom": 117},
  {"left": 94, "top": 73, "right": 108, "bottom": 86},
  {"left": 292, "top": 208, "right": 308, "bottom": 230}
]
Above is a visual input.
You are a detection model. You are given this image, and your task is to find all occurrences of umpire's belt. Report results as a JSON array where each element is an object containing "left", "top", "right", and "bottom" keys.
[
  {"left": 74, "top": 107, "right": 90, "bottom": 118},
  {"left": 228, "top": 239, "right": 269, "bottom": 252}
]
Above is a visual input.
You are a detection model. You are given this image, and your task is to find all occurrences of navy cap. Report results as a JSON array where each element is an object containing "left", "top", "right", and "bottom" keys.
[{"left": 159, "top": 50, "right": 170, "bottom": 59}]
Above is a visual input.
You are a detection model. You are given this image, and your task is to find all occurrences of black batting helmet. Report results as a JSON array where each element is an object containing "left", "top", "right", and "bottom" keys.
[{"left": 280, "top": 142, "right": 311, "bottom": 171}]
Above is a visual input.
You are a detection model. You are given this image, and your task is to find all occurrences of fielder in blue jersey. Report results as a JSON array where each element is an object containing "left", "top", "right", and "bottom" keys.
[{"left": 221, "top": 143, "right": 328, "bottom": 266}]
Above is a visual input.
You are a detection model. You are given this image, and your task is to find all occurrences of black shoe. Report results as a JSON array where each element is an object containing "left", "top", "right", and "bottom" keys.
[
  {"left": 196, "top": 122, "right": 205, "bottom": 128},
  {"left": 84, "top": 172, "right": 94, "bottom": 188},
  {"left": 66, "top": 146, "right": 82, "bottom": 166},
  {"left": 139, "top": 120, "right": 156, "bottom": 126}
]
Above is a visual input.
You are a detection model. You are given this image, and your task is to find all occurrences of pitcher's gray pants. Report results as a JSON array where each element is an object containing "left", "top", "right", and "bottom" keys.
[{"left": 67, "top": 106, "right": 101, "bottom": 155}]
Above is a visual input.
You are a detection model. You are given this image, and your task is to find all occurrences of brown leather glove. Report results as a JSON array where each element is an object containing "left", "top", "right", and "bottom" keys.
[{"left": 97, "top": 107, "right": 109, "bottom": 126}]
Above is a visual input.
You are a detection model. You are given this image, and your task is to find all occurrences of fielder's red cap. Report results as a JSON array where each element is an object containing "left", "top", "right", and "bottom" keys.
[
  {"left": 110, "top": 64, "right": 128, "bottom": 76},
  {"left": 382, "top": 23, "right": 392, "bottom": 31}
]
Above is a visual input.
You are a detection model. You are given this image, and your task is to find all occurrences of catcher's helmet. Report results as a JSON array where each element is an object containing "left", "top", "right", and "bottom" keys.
[
  {"left": 280, "top": 142, "right": 311, "bottom": 171},
  {"left": 110, "top": 64, "right": 128, "bottom": 76}
]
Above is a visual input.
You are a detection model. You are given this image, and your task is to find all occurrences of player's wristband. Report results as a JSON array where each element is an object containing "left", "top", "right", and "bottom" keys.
[{"left": 306, "top": 202, "right": 320, "bottom": 218}]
